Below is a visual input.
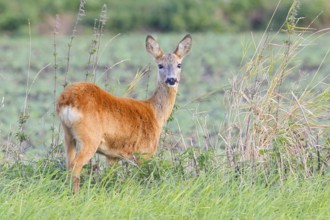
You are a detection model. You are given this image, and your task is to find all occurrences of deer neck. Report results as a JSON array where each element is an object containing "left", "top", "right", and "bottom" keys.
[{"left": 147, "top": 82, "right": 178, "bottom": 127}]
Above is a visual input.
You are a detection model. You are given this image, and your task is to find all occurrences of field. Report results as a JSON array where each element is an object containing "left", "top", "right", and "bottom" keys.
[
  {"left": 1, "top": 32, "right": 329, "bottom": 152},
  {"left": 0, "top": 28, "right": 330, "bottom": 218}
]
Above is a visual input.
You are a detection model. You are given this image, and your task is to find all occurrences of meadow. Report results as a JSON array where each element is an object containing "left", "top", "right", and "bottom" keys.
[{"left": 1, "top": 11, "right": 330, "bottom": 219}]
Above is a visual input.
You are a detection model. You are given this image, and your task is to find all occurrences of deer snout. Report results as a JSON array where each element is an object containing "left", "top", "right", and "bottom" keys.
[{"left": 165, "top": 77, "right": 178, "bottom": 86}]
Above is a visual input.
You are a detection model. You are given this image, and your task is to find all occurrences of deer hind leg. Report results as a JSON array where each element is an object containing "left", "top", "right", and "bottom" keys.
[
  {"left": 62, "top": 124, "right": 76, "bottom": 170},
  {"left": 71, "top": 132, "right": 100, "bottom": 193}
]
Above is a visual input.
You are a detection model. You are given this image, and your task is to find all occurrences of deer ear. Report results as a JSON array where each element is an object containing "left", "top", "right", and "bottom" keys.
[
  {"left": 174, "top": 34, "right": 192, "bottom": 58},
  {"left": 146, "top": 35, "right": 164, "bottom": 59}
]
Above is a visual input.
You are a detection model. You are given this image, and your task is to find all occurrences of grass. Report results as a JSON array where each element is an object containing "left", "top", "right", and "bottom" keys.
[{"left": 1, "top": 162, "right": 330, "bottom": 219}]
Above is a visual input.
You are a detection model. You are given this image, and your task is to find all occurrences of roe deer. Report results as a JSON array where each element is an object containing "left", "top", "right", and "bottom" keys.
[{"left": 56, "top": 34, "right": 192, "bottom": 192}]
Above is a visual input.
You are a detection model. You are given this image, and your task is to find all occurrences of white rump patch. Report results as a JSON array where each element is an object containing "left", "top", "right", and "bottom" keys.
[{"left": 59, "top": 106, "right": 82, "bottom": 127}]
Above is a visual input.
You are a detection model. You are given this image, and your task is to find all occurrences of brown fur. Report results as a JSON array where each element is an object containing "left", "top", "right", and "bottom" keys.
[{"left": 56, "top": 35, "right": 192, "bottom": 192}]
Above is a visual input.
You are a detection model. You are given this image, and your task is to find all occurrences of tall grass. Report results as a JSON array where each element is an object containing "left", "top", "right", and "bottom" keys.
[
  {"left": 1, "top": 161, "right": 330, "bottom": 219},
  {"left": 221, "top": 1, "right": 330, "bottom": 179}
]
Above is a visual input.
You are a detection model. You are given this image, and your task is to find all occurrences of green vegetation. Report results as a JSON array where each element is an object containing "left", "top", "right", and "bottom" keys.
[
  {"left": 1, "top": 0, "right": 330, "bottom": 34},
  {"left": 0, "top": 1, "right": 330, "bottom": 219},
  {"left": 1, "top": 161, "right": 330, "bottom": 219}
]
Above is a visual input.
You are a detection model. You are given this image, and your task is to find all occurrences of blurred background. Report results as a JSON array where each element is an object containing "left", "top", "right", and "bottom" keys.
[{"left": 0, "top": 0, "right": 329, "bottom": 35}]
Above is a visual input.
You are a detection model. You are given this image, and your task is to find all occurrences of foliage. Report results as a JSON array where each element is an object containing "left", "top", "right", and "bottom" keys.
[{"left": 1, "top": 0, "right": 330, "bottom": 34}]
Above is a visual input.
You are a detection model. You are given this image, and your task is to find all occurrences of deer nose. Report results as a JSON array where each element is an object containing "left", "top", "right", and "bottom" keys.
[{"left": 165, "top": 77, "right": 178, "bottom": 86}]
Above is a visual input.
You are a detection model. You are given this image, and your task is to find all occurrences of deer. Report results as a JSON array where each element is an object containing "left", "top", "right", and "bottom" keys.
[{"left": 56, "top": 34, "right": 192, "bottom": 193}]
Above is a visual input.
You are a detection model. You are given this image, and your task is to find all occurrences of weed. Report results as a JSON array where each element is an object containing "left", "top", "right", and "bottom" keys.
[{"left": 64, "top": 0, "right": 86, "bottom": 87}]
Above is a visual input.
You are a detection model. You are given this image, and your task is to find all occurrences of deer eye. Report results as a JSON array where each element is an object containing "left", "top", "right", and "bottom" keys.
[
  {"left": 177, "top": 64, "right": 182, "bottom": 68},
  {"left": 158, "top": 64, "right": 164, "bottom": 69}
]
